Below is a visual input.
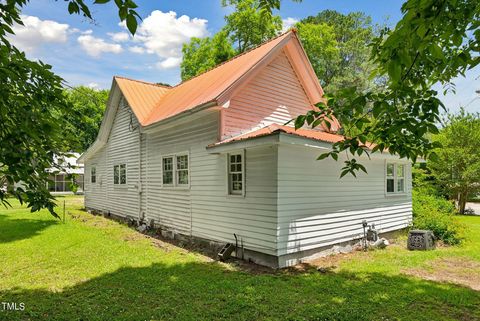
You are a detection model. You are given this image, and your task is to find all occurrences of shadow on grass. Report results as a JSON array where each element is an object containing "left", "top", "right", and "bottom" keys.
[
  {"left": 1, "top": 261, "right": 479, "bottom": 321},
  {"left": 0, "top": 215, "right": 58, "bottom": 244}
]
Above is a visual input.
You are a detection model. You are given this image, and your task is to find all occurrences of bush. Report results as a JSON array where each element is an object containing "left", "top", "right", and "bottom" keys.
[{"left": 412, "top": 189, "right": 465, "bottom": 245}]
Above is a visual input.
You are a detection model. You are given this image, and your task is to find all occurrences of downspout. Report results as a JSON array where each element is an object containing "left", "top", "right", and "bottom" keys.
[{"left": 138, "top": 131, "right": 143, "bottom": 222}]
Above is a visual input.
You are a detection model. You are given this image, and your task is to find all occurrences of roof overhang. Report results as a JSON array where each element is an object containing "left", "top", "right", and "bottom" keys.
[{"left": 207, "top": 130, "right": 405, "bottom": 161}]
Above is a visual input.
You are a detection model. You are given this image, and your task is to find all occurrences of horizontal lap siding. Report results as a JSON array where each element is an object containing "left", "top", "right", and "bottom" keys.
[
  {"left": 223, "top": 50, "right": 314, "bottom": 139},
  {"left": 145, "top": 113, "right": 278, "bottom": 255},
  {"left": 277, "top": 145, "right": 412, "bottom": 255},
  {"left": 84, "top": 147, "right": 106, "bottom": 211},
  {"left": 104, "top": 100, "right": 141, "bottom": 217},
  {"left": 84, "top": 99, "right": 141, "bottom": 217}
]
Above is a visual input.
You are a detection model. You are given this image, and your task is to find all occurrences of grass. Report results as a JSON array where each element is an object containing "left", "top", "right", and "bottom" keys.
[{"left": 0, "top": 196, "right": 479, "bottom": 321}]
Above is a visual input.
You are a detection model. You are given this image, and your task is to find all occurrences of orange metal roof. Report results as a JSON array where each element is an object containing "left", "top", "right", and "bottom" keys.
[
  {"left": 208, "top": 124, "right": 346, "bottom": 147},
  {"left": 114, "top": 31, "right": 296, "bottom": 126},
  {"left": 114, "top": 76, "right": 171, "bottom": 124}
]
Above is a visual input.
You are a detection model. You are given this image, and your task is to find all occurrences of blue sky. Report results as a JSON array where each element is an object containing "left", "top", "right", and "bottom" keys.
[{"left": 11, "top": 0, "right": 479, "bottom": 113}]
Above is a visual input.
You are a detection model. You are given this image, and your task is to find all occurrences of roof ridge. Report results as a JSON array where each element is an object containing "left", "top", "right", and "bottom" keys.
[
  {"left": 114, "top": 76, "right": 172, "bottom": 89},
  {"left": 170, "top": 29, "right": 296, "bottom": 89}
]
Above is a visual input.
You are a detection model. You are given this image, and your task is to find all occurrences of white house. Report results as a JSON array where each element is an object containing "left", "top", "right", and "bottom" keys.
[
  {"left": 46, "top": 153, "right": 84, "bottom": 194},
  {"left": 79, "top": 30, "right": 412, "bottom": 268}
]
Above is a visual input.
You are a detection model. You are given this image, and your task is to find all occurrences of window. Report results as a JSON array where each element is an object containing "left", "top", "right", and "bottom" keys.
[
  {"left": 114, "top": 164, "right": 126, "bottom": 185},
  {"left": 91, "top": 166, "right": 96, "bottom": 184},
  {"left": 162, "top": 157, "right": 173, "bottom": 185},
  {"left": 228, "top": 153, "right": 243, "bottom": 195},
  {"left": 386, "top": 163, "right": 406, "bottom": 194},
  {"left": 176, "top": 155, "right": 189, "bottom": 185},
  {"left": 162, "top": 154, "right": 189, "bottom": 187}
]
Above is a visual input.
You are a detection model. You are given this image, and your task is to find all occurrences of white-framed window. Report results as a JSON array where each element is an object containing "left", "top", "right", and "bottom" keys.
[
  {"left": 176, "top": 154, "right": 189, "bottom": 185},
  {"left": 228, "top": 152, "right": 244, "bottom": 195},
  {"left": 162, "top": 156, "right": 174, "bottom": 185},
  {"left": 114, "top": 163, "right": 126, "bottom": 185},
  {"left": 386, "top": 163, "right": 405, "bottom": 194},
  {"left": 161, "top": 153, "right": 189, "bottom": 188},
  {"left": 91, "top": 166, "right": 96, "bottom": 184}
]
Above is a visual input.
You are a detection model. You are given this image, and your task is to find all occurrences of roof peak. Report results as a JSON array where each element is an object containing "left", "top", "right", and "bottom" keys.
[
  {"left": 171, "top": 30, "right": 296, "bottom": 89},
  {"left": 113, "top": 76, "right": 172, "bottom": 89}
]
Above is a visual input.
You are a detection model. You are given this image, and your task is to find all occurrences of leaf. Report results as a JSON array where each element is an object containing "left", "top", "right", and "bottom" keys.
[
  {"left": 94, "top": 0, "right": 110, "bottom": 3},
  {"left": 317, "top": 153, "right": 329, "bottom": 160},
  {"left": 294, "top": 115, "right": 306, "bottom": 129},
  {"left": 126, "top": 14, "right": 138, "bottom": 35},
  {"left": 388, "top": 62, "right": 402, "bottom": 82},
  {"left": 68, "top": 2, "right": 79, "bottom": 14}
]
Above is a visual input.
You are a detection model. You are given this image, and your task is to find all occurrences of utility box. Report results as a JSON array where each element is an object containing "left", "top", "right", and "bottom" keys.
[{"left": 407, "top": 230, "right": 435, "bottom": 250}]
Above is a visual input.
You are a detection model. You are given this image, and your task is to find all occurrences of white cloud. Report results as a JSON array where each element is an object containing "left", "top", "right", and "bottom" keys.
[
  {"left": 128, "top": 46, "right": 145, "bottom": 54},
  {"left": 77, "top": 35, "right": 123, "bottom": 58},
  {"left": 81, "top": 29, "right": 93, "bottom": 35},
  {"left": 156, "top": 57, "right": 182, "bottom": 69},
  {"left": 126, "top": 10, "right": 208, "bottom": 69},
  {"left": 108, "top": 31, "right": 130, "bottom": 42},
  {"left": 87, "top": 82, "right": 100, "bottom": 90},
  {"left": 282, "top": 17, "right": 299, "bottom": 33},
  {"left": 10, "top": 15, "right": 70, "bottom": 54}
]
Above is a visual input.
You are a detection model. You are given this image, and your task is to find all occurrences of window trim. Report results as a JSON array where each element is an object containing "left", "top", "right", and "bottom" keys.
[
  {"left": 385, "top": 162, "right": 407, "bottom": 196},
  {"left": 90, "top": 166, "right": 97, "bottom": 184},
  {"left": 227, "top": 150, "right": 245, "bottom": 197},
  {"left": 161, "top": 152, "right": 190, "bottom": 189},
  {"left": 113, "top": 162, "right": 127, "bottom": 186}
]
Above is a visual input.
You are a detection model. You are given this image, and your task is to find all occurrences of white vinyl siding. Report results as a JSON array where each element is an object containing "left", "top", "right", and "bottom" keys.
[
  {"left": 277, "top": 144, "right": 412, "bottom": 256},
  {"left": 84, "top": 147, "right": 107, "bottom": 211},
  {"left": 145, "top": 112, "right": 278, "bottom": 254},
  {"left": 85, "top": 97, "right": 141, "bottom": 218}
]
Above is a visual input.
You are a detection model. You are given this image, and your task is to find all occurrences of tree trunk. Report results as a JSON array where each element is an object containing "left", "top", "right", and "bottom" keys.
[{"left": 458, "top": 191, "right": 468, "bottom": 214}]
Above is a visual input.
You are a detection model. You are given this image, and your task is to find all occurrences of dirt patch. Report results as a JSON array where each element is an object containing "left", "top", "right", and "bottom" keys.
[{"left": 403, "top": 257, "right": 480, "bottom": 291}]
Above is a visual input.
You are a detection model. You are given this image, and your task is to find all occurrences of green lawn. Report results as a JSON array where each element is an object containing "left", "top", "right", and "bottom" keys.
[{"left": 0, "top": 196, "right": 479, "bottom": 321}]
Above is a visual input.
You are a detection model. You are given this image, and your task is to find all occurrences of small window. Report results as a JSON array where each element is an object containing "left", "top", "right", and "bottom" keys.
[
  {"left": 176, "top": 155, "right": 189, "bottom": 185},
  {"left": 228, "top": 153, "right": 243, "bottom": 195},
  {"left": 386, "top": 163, "right": 406, "bottom": 194},
  {"left": 162, "top": 157, "right": 173, "bottom": 185},
  {"left": 91, "top": 166, "right": 96, "bottom": 184},
  {"left": 114, "top": 164, "right": 126, "bottom": 185}
]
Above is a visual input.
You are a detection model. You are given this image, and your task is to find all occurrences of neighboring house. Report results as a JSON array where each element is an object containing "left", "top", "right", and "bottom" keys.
[
  {"left": 3, "top": 153, "right": 84, "bottom": 194},
  {"left": 79, "top": 30, "right": 412, "bottom": 268},
  {"left": 46, "top": 153, "right": 84, "bottom": 194}
]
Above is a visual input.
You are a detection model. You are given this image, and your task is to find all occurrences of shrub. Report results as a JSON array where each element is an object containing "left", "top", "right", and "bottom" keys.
[{"left": 412, "top": 190, "right": 465, "bottom": 245}]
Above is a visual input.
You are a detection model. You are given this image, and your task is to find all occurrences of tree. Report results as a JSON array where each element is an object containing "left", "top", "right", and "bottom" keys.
[
  {"left": 181, "top": 30, "right": 236, "bottom": 81},
  {"left": 180, "top": 0, "right": 282, "bottom": 80},
  {"left": 295, "top": 0, "right": 480, "bottom": 178},
  {"left": 222, "top": 0, "right": 282, "bottom": 53},
  {"left": 63, "top": 86, "right": 109, "bottom": 152},
  {"left": 295, "top": 22, "right": 340, "bottom": 89},
  {"left": 0, "top": 0, "right": 141, "bottom": 216},
  {"left": 298, "top": 10, "right": 380, "bottom": 94},
  {"left": 429, "top": 110, "right": 480, "bottom": 214}
]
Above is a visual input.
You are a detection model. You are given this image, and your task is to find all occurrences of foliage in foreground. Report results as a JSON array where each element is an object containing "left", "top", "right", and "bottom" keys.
[
  {"left": 295, "top": 0, "right": 480, "bottom": 177},
  {"left": 0, "top": 0, "right": 139, "bottom": 217},
  {"left": 412, "top": 189, "right": 465, "bottom": 245}
]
